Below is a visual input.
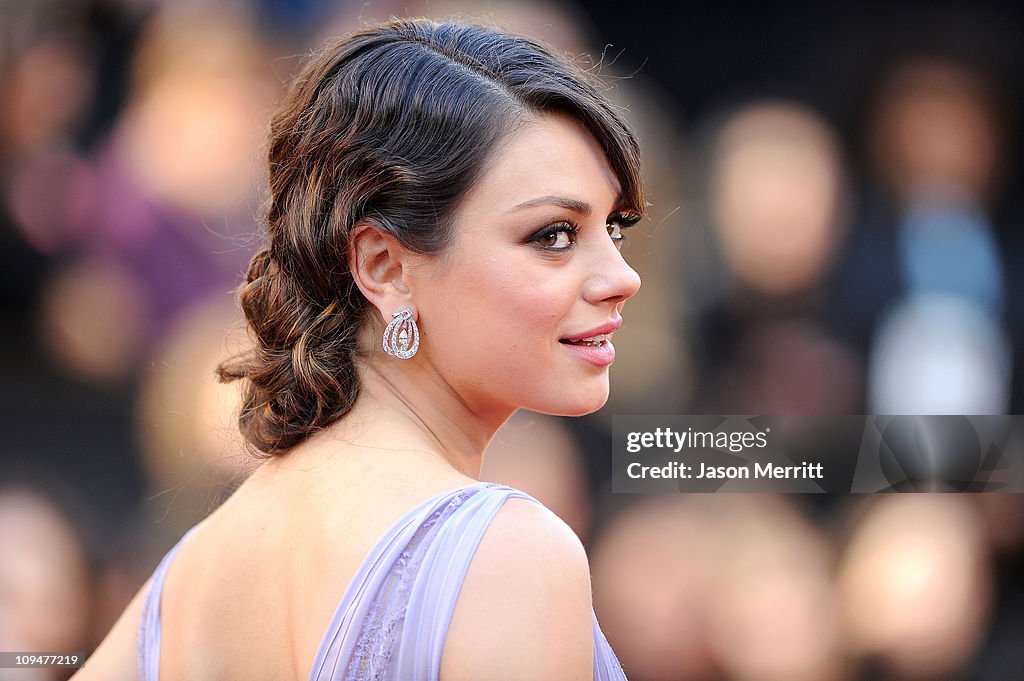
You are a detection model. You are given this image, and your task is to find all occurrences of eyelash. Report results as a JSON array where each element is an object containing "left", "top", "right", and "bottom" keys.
[{"left": 530, "top": 216, "right": 634, "bottom": 251}]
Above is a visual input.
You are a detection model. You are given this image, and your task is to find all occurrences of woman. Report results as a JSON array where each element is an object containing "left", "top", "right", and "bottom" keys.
[{"left": 75, "top": 17, "right": 643, "bottom": 681}]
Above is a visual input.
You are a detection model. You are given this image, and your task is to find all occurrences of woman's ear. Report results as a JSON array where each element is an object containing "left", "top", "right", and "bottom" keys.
[{"left": 349, "top": 223, "right": 413, "bottom": 319}]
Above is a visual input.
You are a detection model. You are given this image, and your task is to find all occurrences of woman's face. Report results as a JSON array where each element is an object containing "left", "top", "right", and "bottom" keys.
[{"left": 411, "top": 112, "right": 641, "bottom": 420}]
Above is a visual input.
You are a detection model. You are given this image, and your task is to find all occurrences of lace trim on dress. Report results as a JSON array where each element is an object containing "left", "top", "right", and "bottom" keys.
[{"left": 342, "top": 487, "right": 482, "bottom": 680}]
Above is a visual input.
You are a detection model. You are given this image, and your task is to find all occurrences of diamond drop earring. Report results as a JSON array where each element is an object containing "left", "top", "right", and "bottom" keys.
[{"left": 382, "top": 308, "right": 420, "bottom": 359}]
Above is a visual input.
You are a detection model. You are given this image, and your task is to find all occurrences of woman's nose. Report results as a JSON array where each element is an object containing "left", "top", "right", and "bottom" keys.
[{"left": 582, "top": 240, "right": 642, "bottom": 305}]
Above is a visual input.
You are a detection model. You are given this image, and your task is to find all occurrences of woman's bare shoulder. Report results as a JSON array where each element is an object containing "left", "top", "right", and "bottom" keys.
[
  {"left": 440, "top": 497, "right": 594, "bottom": 681},
  {"left": 70, "top": 576, "right": 151, "bottom": 681}
]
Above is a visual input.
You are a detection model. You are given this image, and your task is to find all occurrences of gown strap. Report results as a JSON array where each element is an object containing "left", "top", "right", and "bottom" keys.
[
  {"left": 389, "top": 484, "right": 538, "bottom": 679},
  {"left": 311, "top": 481, "right": 514, "bottom": 681},
  {"left": 137, "top": 526, "right": 200, "bottom": 681}
]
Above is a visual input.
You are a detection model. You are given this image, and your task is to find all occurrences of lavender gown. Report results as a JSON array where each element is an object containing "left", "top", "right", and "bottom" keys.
[{"left": 137, "top": 482, "right": 629, "bottom": 680}]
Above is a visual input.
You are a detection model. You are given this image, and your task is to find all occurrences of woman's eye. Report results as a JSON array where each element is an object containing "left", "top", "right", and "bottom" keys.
[
  {"left": 607, "top": 220, "right": 625, "bottom": 247},
  {"left": 532, "top": 223, "right": 578, "bottom": 250}
]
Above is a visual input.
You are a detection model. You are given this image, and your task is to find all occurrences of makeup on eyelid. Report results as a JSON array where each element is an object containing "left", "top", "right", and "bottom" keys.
[{"left": 528, "top": 219, "right": 630, "bottom": 251}]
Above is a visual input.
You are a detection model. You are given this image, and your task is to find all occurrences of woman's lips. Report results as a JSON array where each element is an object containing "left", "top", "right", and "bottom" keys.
[
  {"left": 559, "top": 337, "right": 616, "bottom": 366},
  {"left": 560, "top": 318, "right": 622, "bottom": 343},
  {"left": 559, "top": 318, "right": 621, "bottom": 367}
]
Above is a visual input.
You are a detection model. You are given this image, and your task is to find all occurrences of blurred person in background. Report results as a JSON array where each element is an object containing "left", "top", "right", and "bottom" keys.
[
  {"left": 861, "top": 56, "right": 1013, "bottom": 415},
  {"left": 590, "top": 494, "right": 843, "bottom": 681},
  {"left": 75, "top": 16, "right": 646, "bottom": 681},
  {"left": 132, "top": 296, "right": 252, "bottom": 549},
  {"left": 823, "top": 51, "right": 1024, "bottom": 676},
  {"left": 590, "top": 496, "right": 719, "bottom": 681},
  {"left": 686, "top": 100, "right": 862, "bottom": 416},
  {"left": 0, "top": 0, "right": 153, "bottom": 641},
  {"left": 0, "top": 473, "right": 95, "bottom": 681},
  {"left": 1, "top": 5, "right": 278, "bottom": 646},
  {"left": 837, "top": 495, "right": 993, "bottom": 680},
  {"left": 26, "top": 4, "right": 273, "bottom": 385},
  {"left": 828, "top": 47, "right": 1022, "bottom": 415}
]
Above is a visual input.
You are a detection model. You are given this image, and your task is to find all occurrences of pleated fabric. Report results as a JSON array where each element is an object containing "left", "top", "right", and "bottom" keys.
[{"left": 138, "top": 481, "right": 628, "bottom": 680}]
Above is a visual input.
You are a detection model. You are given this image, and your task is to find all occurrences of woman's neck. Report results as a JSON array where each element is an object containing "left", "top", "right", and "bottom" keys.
[
  {"left": 366, "top": 358, "right": 515, "bottom": 477},
  {"left": 281, "top": 357, "right": 512, "bottom": 481}
]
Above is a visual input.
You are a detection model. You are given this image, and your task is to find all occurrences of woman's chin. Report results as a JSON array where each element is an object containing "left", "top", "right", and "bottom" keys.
[{"left": 533, "top": 385, "right": 610, "bottom": 417}]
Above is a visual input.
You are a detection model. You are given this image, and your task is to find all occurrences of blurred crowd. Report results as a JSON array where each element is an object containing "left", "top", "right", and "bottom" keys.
[{"left": 1, "top": 1, "right": 1023, "bottom": 680}]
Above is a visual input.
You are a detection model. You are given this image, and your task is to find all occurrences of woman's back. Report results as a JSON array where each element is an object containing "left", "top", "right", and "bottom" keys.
[
  {"left": 152, "top": 447, "right": 478, "bottom": 681},
  {"left": 142, "top": 442, "right": 618, "bottom": 681}
]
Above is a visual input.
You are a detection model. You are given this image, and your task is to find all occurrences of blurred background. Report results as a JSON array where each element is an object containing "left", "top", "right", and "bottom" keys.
[{"left": 1, "top": 0, "right": 1023, "bottom": 679}]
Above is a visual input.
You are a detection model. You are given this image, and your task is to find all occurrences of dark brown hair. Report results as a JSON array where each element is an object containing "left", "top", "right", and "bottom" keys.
[{"left": 218, "top": 18, "right": 645, "bottom": 454}]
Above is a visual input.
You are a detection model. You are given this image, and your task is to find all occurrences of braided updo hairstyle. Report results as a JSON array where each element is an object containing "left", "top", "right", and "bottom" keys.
[{"left": 218, "top": 18, "right": 646, "bottom": 454}]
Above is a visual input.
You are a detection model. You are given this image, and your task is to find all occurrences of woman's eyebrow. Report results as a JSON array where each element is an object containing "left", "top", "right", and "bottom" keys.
[{"left": 508, "top": 195, "right": 592, "bottom": 215}]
